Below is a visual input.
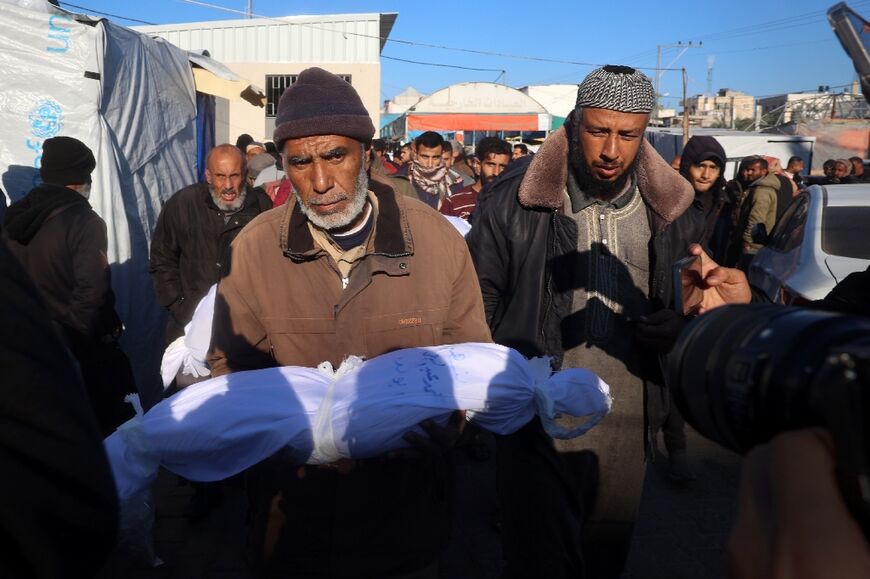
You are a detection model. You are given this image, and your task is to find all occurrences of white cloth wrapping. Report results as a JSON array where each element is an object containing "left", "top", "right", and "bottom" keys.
[
  {"left": 444, "top": 215, "right": 472, "bottom": 237},
  {"left": 159, "top": 285, "right": 217, "bottom": 388},
  {"left": 106, "top": 343, "right": 611, "bottom": 500}
]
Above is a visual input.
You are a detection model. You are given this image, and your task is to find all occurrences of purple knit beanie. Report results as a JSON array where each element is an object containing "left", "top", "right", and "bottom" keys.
[{"left": 273, "top": 67, "right": 375, "bottom": 150}]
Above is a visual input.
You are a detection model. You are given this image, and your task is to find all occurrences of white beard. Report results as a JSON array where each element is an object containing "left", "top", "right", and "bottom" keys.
[
  {"left": 296, "top": 164, "right": 369, "bottom": 231},
  {"left": 209, "top": 184, "right": 248, "bottom": 212}
]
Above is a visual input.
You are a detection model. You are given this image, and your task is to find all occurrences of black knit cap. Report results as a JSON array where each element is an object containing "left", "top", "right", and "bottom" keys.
[
  {"left": 273, "top": 67, "right": 376, "bottom": 150},
  {"left": 678, "top": 135, "right": 726, "bottom": 178},
  {"left": 40, "top": 136, "right": 96, "bottom": 185}
]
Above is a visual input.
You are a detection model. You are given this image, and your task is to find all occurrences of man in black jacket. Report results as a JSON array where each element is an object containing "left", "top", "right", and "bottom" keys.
[
  {"left": 150, "top": 144, "right": 272, "bottom": 343},
  {"left": 3, "top": 136, "right": 134, "bottom": 436},
  {"left": 0, "top": 235, "right": 118, "bottom": 578},
  {"left": 467, "top": 65, "right": 707, "bottom": 578},
  {"left": 679, "top": 135, "right": 732, "bottom": 264}
]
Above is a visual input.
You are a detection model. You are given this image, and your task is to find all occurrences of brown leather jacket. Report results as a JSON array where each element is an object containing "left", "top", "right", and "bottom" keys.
[{"left": 208, "top": 180, "right": 491, "bottom": 576}]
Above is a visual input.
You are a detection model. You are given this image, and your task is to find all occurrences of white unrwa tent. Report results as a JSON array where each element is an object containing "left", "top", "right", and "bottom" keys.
[{"left": 0, "top": 0, "right": 263, "bottom": 399}]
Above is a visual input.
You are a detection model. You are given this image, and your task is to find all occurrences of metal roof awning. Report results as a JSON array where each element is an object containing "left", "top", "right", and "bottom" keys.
[{"left": 188, "top": 51, "right": 265, "bottom": 107}]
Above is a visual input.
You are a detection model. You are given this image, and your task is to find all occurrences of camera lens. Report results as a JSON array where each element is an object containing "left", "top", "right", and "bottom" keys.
[{"left": 667, "top": 304, "right": 870, "bottom": 454}]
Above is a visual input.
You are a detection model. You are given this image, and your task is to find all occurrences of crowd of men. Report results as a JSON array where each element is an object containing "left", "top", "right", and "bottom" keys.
[
  {"left": 670, "top": 146, "right": 868, "bottom": 272},
  {"left": 2, "top": 64, "right": 869, "bottom": 579}
]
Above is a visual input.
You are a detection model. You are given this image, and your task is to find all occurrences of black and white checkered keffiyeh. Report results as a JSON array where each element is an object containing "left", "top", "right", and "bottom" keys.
[{"left": 575, "top": 65, "right": 656, "bottom": 113}]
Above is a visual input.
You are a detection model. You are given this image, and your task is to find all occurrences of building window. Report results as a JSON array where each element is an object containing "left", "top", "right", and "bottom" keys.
[{"left": 265, "top": 74, "right": 352, "bottom": 118}]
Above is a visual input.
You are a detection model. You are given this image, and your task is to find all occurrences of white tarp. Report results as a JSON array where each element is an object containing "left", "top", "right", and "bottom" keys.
[
  {"left": 106, "top": 343, "right": 612, "bottom": 501},
  {"left": 0, "top": 2, "right": 199, "bottom": 397}
]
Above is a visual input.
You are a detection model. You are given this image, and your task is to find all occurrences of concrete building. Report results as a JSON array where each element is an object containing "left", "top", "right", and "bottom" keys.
[
  {"left": 758, "top": 91, "right": 831, "bottom": 124},
  {"left": 135, "top": 12, "right": 397, "bottom": 143},
  {"left": 655, "top": 108, "right": 678, "bottom": 126},
  {"left": 757, "top": 84, "right": 868, "bottom": 124},
  {"left": 685, "top": 89, "right": 755, "bottom": 128}
]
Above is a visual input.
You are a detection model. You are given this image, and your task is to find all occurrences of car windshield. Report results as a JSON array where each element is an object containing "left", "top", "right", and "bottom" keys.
[{"left": 822, "top": 206, "right": 870, "bottom": 259}]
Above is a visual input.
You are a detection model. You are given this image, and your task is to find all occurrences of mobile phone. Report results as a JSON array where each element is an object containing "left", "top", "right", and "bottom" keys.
[{"left": 672, "top": 255, "right": 703, "bottom": 315}]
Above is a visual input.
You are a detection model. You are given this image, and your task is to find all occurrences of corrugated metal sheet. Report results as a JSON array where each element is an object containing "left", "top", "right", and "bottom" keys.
[{"left": 133, "top": 13, "right": 393, "bottom": 64}]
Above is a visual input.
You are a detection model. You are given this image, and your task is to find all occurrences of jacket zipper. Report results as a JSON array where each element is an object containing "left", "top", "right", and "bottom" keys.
[{"left": 540, "top": 211, "right": 558, "bottom": 348}]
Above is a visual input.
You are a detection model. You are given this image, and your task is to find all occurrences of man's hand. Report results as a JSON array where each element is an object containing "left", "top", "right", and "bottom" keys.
[
  {"left": 635, "top": 309, "right": 687, "bottom": 353},
  {"left": 687, "top": 244, "right": 751, "bottom": 314},
  {"left": 393, "top": 410, "right": 466, "bottom": 459},
  {"left": 729, "top": 428, "right": 870, "bottom": 579}
]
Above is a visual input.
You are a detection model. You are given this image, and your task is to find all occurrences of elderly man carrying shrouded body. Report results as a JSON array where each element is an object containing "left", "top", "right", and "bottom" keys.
[
  {"left": 208, "top": 67, "right": 491, "bottom": 578},
  {"left": 468, "top": 65, "right": 714, "bottom": 578}
]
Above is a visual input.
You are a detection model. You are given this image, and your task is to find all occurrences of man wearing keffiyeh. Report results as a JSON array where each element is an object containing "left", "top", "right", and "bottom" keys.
[{"left": 395, "top": 131, "right": 464, "bottom": 209}]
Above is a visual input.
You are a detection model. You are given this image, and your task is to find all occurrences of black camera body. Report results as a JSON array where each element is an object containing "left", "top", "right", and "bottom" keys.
[{"left": 667, "top": 304, "right": 870, "bottom": 538}]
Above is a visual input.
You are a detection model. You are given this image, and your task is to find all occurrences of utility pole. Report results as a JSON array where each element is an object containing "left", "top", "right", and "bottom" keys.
[
  {"left": 682, "top": 68, "right": 689, "bottom": 146},
  {"left": 706, "top": 55, "right": 715, "bottom": 96},
  {"left": 730, "top": 96, "right": 736, "bottom": 129},
  {"left": 246, "top": 0, "right": 252, "bottom": 18},
  {"left": 655, "top": 41, "right": 702, "bottom": 121}
]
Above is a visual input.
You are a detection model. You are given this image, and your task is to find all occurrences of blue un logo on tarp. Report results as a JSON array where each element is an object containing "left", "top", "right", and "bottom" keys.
[{"left": 28, "top": 99, "right": 63, "bottom": 139}]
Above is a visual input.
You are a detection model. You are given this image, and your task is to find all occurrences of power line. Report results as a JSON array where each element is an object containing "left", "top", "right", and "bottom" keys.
[
  {"left": 694, "top": 0, "right": 870, "bottom": 43},
  {"left": 174, "top": 0, "right": 683, "bottom": 72},
  {"left": 712, "top": 38, "right": 836, "bottom": 56},
  {"left": 382, "top": 55, "right": 505, "bottom": 74},
  {"left": 621, "top": 2, "right": 870, "bottom": 70},
  {"left": 613, "top": 47, "right": 660, "bottom": 66},
  {"left": 660, "top": 83, "right": 857, "bottom": 102},
  {"left": 753, "top": 83, "right": 854, "bottom": 99},
  {"left": 596, "top": 3, "right": 870, "bottom": 78},
  {"left": 60, "top": 2, "right": 157, "bottom": 25},
  {"left": 66, "top": 0, "right": 856, "bottom": 99}
]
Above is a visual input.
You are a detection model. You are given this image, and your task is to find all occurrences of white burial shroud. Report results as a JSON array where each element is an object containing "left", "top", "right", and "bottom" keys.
[
  {"left": 107, "top": 342, "right": 611, "bottom": 500},
  {"left": 159, "top": 284, "right": 216, "bottom": 388}
]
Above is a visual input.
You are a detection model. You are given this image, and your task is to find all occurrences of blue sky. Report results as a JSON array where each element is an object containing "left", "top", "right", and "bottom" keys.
[{"left": 62, "top": 0, "right": 868, "bottom": 105}]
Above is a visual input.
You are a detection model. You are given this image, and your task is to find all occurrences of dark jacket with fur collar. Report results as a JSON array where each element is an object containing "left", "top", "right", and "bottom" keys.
[{"left": 467, "top": 125, "right": 705, "bottom": 367}]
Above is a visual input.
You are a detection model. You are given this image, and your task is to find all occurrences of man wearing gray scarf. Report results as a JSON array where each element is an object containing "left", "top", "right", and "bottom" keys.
[{"left": 395, "top": 130, "right": 464, "bottom": 209}]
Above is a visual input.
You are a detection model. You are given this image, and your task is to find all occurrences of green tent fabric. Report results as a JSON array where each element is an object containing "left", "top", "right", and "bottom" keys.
[{"left": 551, "top": 115, "right": 566, "bottom": 130}]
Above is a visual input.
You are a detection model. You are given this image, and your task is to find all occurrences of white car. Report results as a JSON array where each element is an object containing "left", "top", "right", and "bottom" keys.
[{"left": 749, "top": 184, "right": 870, "bottom": 304}]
